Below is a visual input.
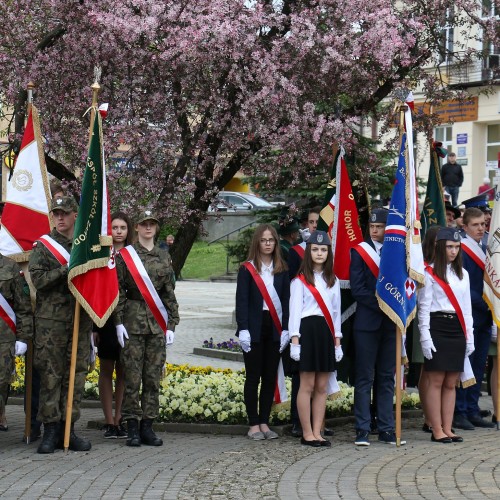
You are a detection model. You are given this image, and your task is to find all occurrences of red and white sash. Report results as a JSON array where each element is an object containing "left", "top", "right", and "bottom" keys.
[
  {"left": 425, "top": 265, "right": 467, "bottom": 338},
  {"left": 120, "top": 245, "right": 168, "bottom": 334},
  {"left": 242, "top": 261, "right": 287, "bottom": 403},
  {"left": 290, "top": 243, "right": 305, "bottom": 260},
  {"left": 0, "top": 292, "right": 16, "bottom": 334},
  {"left": 297, "top": 274, "right": 336, "bottom": 339},
  {"left": 461, "top": 237, "right": 485, "bottom": 271},
  {"left": 352, "top": 242, "right": 380, "bottom": 278},
  {"left": 37, "top": 235, "right": 70, "bottom": 265}
]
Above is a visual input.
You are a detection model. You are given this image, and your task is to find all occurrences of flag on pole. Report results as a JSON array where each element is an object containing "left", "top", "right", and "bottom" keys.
[
  {"left": 484, "top": 187, "right": 500, "bottom": 324},
  {"left": 68, "top": 111, "right": 118, "bottom": 327},
  {"left": 0, "top": 107, "right": 51, "bottom": 261},
  {"left": 376, "top": 101, "right": 425, "bottom": 332},
  {"left": 317, "top": 146, "right": 363, "bottom": 286},
  {"left": 421, "top": 141, "right": 447, "bottom": 235}
]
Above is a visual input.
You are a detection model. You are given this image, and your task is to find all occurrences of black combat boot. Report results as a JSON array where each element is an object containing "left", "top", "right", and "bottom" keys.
[
  {"left": 140, "top": 419, "right": 163, "bottom": 446},
  {"left": 57, "top": 423, "right": 91, "bottom": 451},
  {"left": 126, "top": 419, "right": 141, "bottom": 447},
  {"left": 37, "top": 422, "right": 60, "bottom": 454}
]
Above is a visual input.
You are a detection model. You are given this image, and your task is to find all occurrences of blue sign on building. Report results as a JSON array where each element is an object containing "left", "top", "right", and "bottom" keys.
[{"left": 456, "top": 133, "right": 468, "bottom": 144}]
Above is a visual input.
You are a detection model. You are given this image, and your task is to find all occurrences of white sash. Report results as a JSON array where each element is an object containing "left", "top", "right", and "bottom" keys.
[
  {"left": 120, "top": 245, "right": 168, "bottom": 333},
  {"left": 37, "top": 234, "right": 70, "bottom": 265},
  {"left": 0, "top": 292, "right": 16, "bottom": 334},
  {"left": 358, "top": 241, "right": 380, "bottom": 266},
  {"left": 249, "top": 260, "right": 283, "bottom": 326},
  {"left": 461, "top": 237, "right": 486, "bottom": 269}
]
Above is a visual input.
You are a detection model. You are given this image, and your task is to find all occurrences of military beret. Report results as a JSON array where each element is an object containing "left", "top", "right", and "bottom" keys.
[
  {"left": 436, "top": 227, "right": 461, "bottom": 242},
  {"left": 369, "top": 208, "right": 388, "bottom": 224},
  {"left": 136, "top": 210, "right": 160, "bottom": 225},
  {"left": 307, "top": 230, "right": 331, "bottom": 246},
  {"left": 50, "top": 196, "right": 78, "bottom": 213}
]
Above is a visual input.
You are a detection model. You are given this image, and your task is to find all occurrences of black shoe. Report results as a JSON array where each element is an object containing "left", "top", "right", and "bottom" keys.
[
  {"left": 322, "top": 427, "right": 334, "bottom": 437},
  {"left": 468, "top": 414, "right": 496, "bottom": 428},
  {"left": 30, "top": 422, "right": 42, "bottom": 442},
  {"left": 422, "top": 423, "right": 432, "bottom": 433},
  {"left": 116, "top": 423, "right": 128, "bottom": 438},
  {"left": 450, "top": 435, "right": 464, "bottom": 442},
  {"left": 378, "top": 431, "right": 406, "bottom": 445},
  {"left": 354, "top": 430, "right": 370, "bottom": 446},
  {"left": 291, "top": 423, "right": 303, "bottom": 438},
  {"left": 103, "top": 424, "right": 117, "bottom": 439},
  {"left": 480, "top": 409, "right": 492, "bottom": 418},
  {"left": 140, "top": 419, "right": 163, "bottom": 446},
  {"left": 493, "top": 415, "right": 497, "bottom": 424},
  {"left": 318, "top": 439, "right": 331, "bottom": 447},
  {"left": 300, "top": 438, "right": 321, "bottom": 447},
  {"left": 126, "top": 419, "right": 141, "bottom": 447},
  {"left": 57, "top": 423, "right": 91, "bottom": 451},
  {"left": 431, "top": 434, "right": 452, "bottom": 443},
  {"left": 37, "top": 422, "right": 60, "bottom": 454},
  {"left": 452, "top": 415, "right": 475, "bottom": 430}
]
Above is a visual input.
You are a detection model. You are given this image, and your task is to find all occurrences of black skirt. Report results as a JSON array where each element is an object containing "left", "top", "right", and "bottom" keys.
[
  {"left": 299, "top": 316, "right": 336, "bottom": 372},
  {"left": 424, "top": 314, "right": 466, "bottom": 372}
]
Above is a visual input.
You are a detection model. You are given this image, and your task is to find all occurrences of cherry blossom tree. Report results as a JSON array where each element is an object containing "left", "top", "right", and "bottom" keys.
[{"left": 0, "top": 0, "right": 497, "bottom": 273}]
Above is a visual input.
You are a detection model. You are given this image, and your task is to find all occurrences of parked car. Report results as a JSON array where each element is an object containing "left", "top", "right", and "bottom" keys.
[{"left": 208, "top": 191, "right": 274, "bottom": 212}]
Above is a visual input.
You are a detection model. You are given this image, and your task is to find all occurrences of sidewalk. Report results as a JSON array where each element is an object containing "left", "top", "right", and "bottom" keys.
[{"left": 2, "top": 280, "right": 499, "bottom": 499}]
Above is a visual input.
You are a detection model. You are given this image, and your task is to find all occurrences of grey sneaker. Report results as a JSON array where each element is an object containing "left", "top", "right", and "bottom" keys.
[{"left": 247, "top": 430, "right": 265, "bottom": 440}]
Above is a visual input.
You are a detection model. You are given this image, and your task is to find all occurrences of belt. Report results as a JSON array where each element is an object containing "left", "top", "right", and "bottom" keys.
[
  {"left": 126, "top": 292, "right": 143, "bottom": 301},
  {"left": 430, "top": 311, "right": 457, "bottom": 319}
]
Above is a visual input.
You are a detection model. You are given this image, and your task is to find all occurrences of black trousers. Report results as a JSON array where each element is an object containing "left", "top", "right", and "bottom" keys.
[{"left": 243, "top": 312, "right": 280, "bottom": 426}]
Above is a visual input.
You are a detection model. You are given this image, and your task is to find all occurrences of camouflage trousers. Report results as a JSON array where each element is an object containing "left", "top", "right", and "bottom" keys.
[
  {"left": 120, "top": 333, "right": 166, "bottom": 421},
  {"left": 0, "top": 341, "right": 14, "bottom": 418},
  {"left": 33, "top": 318, "right": 90, "bottom": 424}
]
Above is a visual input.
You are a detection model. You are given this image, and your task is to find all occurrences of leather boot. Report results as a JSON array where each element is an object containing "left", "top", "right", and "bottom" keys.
[
  {"left": 126, "top": 419, "right": 141, "bottom": 447},
  {"left": 140, "top": 419, "right": 163, "bottom": 446},
  {"left": 37, "top": 422, "right": 60, "bottom": 454},
  {"left": 57, "top": 423, "right": 92, "bottom": 451}
]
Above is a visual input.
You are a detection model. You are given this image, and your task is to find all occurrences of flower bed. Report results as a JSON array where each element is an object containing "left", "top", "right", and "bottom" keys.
[
  {"left": 202, "top": 337, "right": 241, "bottom": 352},
  {"left": 11, "top": 358, "right": 420, "bottom": 425}
]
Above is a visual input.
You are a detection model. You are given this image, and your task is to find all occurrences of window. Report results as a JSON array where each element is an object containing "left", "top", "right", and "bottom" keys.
[
  {"left": 487, "top": 124, "right": 500, "bottom": 166},
  {"left": 438, "top": 8, "right": 454, "bottom": 63},
  {"left": 482, "top": 0, "right": 498, "bottom": 17},
  {"left": 434, "top": 126, "right": 453, "bottom": 153}
]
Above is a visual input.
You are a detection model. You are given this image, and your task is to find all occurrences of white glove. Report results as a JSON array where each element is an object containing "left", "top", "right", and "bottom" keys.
[
  {"left": 299, "top": 228, "right": 311, "bottom": 242},
  {"left": 492, "top": 326, "right": 498, "bottom": 343},
  {"left": 290, "top": 343, "right": 301, "bottom": 361},
  {"left": 466, "top": 342, "right": 475, "bottom": 357},
  {"left": 166, "top": 330, "right": 175, "bottom": 345},
  {"left": 279, "top": 330, "right": 290, "bottom": 353},
  {"left": 335, "top": 345, "right": 344, "bottom": 362},
  {"left": 239, "top": 330, "right": 251, "bottom": 353},
  {"left": 421, "top": 339, "right": 436, "bottom": 360},
  {"left": 15, "top": 341, "right": 28, "bottom": 356},
  {"left": 116, "top": 324, "right": 129, "bottom": 348}
]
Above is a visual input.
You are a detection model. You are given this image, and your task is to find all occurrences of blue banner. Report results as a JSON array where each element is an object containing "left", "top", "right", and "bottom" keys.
[{"left": 376, "top": 133, "right": 418, "bottom": 332}]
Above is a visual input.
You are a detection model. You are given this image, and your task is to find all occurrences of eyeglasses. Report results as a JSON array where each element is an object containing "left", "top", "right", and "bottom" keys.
[{"left": 260, "top": 238, "right": 276, "bottom": 245}]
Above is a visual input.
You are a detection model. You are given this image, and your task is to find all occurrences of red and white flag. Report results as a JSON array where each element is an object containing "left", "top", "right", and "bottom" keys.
[{"left": 0, "top": 107, "right": 51, "bottom": 261}]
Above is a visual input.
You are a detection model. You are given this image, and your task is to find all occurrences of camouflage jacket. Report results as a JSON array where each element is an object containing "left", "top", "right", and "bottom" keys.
[
  {"left": 114, "top": 243, "right": 179, "bottom": 335},
  {"left": 0, "top": 254, "right": 33, "bottom": 343},
  {"left": 28, "top": 228, "right": 90, "bottom": 327}
]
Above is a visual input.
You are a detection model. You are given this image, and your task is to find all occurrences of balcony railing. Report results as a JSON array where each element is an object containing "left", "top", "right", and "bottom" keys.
[{"left": 446, "top": 56, "right": 500, "bottom": 86}]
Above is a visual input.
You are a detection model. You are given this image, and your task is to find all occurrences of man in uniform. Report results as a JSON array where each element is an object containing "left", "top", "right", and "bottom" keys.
[
  {"left": 29, "top": 196, "right": 93, "bottom": 453},
  {"left": 453, "top": 207, "right": 495, "bottom": 430},
  {"left": 350, "top": 208, "right": 405, "bottom": 446},
  {"left": 0, "top": 253, "right": 33, "bottom": 431}
]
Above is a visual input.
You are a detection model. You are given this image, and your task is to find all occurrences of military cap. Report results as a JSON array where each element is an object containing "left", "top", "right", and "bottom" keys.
[
  {"left": 461, "top": 193, "right": 488, "bottom": 209},
  {"left": 445, "top": 202, "right": 461, "bottom": 219},
  {"left": 436, "top": 227, "right": 461, "bottom": 242},
  {"left": 307, "top": 230, "right": 331, "bottom": 246},
  {"left": 50, "top": 196, "right": 78, "bottom": 213},
  {"left": 136, "top": 210, "right": 160, "bottom": 225},
  {"left": 369, "top": 208, "right": 388, "bottom": 224}
]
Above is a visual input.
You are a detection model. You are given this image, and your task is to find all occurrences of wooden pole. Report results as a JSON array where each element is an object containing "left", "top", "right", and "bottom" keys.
[
  {"left": 395, "top": 327, "right": 403, "bottom": 446},
  {"left": 63, "top": 77, "right": 100, "bottom": 452},
  {"left": 23, "top": 82, "right": 36, "bottom": 444}
]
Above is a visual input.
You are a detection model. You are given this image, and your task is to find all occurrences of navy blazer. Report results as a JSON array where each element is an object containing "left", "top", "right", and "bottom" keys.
[
  {"left": 235, "top": 264, "right": 290, "bottom": 342},
  {"left": 349, "top": 239, "right": 395, "bottom": 333},
  {"left": 461, "top": 240, "right": 492, "bottom": 329}
]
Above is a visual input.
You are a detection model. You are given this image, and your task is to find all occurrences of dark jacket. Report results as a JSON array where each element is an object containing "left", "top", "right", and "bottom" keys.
[
  {"left": 235, "top": 264, "right": 290, "bottom": 342},
  {"left": 441, "top": 162, "right": 464, "bottom": 188},
  {"left": 349, "top": 239, "right": 396, "bottom": 333}
]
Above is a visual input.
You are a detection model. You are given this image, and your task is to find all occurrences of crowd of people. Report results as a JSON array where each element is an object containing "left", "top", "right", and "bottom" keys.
[{"left": 0, "top": 181, "right": 179, "bottom": 454}]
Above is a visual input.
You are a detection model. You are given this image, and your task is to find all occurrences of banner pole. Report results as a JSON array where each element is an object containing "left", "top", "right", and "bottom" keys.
[{"left": 395, "top": 327, "right": 402, "bottom": 447}]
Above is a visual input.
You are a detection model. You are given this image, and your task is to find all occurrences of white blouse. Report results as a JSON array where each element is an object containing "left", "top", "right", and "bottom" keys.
[
  {"left": 417, "top": 264, "right": 473, "bottom": 343},
  {"left": 289, "top": 271, "right": 342, "bottom": 338}
]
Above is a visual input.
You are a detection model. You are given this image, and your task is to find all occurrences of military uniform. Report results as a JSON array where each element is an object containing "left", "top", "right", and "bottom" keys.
[
  {"left": 0, "top": 255, "right": 33, "bottom": 419},
  {"left": 29, "top": 227, "right": 92, "bottom": 425},
  {"left": 115, "top": 242, "right": 179, "bottom": 423}
]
